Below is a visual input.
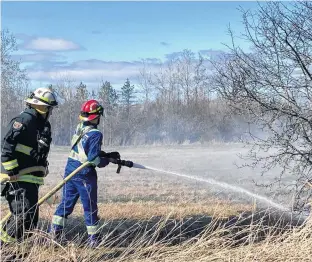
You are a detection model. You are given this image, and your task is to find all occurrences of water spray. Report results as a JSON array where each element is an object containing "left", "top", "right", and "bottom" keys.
[
  {"left": 125, "top": 161, "right": 290, "bottom": 212},
  {"left": 0, "top": 158, "right": 304, "bottom": 227}
]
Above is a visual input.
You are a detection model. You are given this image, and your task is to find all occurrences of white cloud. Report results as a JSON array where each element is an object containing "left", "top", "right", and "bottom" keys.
[
  {"left": 12, "top": 52, "right": 66, "bottom": 62},
  {"left": 23, "top": 37, "right": 81, "bottom": 51},
  {"left": 26, "top": 59, "right": 162, "bottom": 85},
  {"left": 28, "top": 66, "right": 136, "bottom": 86},
  {"left": 24, "top": 50, "right": 217, "bottom": 87},
  {"left": 28, "top": 68, "right": 140, "bottom": 82}
]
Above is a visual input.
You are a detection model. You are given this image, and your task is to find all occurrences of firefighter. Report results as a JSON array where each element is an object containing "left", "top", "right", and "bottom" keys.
[
  {"left": 0, "top": 87, "right": 59, "bottom": 244},
  {"left": 50, "top": 99, "right": 120, "bottom": 248}
]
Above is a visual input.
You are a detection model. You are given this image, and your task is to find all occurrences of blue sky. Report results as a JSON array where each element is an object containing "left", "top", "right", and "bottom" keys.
[{"left": 2, "top": 1, "right": 260, "bottom": 89}]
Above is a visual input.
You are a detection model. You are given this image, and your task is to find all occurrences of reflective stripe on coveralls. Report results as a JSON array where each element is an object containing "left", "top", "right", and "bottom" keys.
[
  {"left": 52, "top": 215, "right": 66, "bottom": 226},
  {"left": 87, "top": 224, "right": 100, "bottom": 235}
]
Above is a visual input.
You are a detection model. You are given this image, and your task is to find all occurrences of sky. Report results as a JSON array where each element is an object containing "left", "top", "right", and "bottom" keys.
[{"left": 1, "top": 1, "right": 261, "bottom": 90}]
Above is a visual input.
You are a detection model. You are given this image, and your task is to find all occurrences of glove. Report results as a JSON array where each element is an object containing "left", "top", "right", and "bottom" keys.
[
  {"left": 1, "top": 168, "right": 19, "bottom": 184},
  {"left": 99, "top": 151, "right": 120, "bottom": 160},
  {"left": 99, "top": 151, "right": 106, "bottom": 157},
  {"left": 97, "top": 157, "right": 109, "bottom": 168}
]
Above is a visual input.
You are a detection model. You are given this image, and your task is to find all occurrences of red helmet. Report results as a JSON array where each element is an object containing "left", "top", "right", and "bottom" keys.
[{"left": 79, "top": 100, "right": 104, "bottom": 122}]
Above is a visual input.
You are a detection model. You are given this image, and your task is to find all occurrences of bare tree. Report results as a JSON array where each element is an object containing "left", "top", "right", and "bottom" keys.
[
  {"left": 209, "top": 1, "right": 312, "bottom": 211},
  {"left": 1, "top": 29, "right": 29, "bottom": 129},
  {"left": 137, "top": 59, "right": 155, "bottom": 104},
  {"left": 49, "top": 76, "right": 79, "bottom": 145}
]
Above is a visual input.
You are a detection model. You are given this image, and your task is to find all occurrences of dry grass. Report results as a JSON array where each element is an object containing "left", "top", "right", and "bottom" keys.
[
  {"left": 1, "top": 144, "right": 310, "bottom": 261},
  {"left": 0, "top": 207, "right": 311, "bottom": 262},
  {"left": 38, "top": 200, "right": 251, "bottom": 221},
  {"left": 1, "top": 199, "right": 310, "bottom": 262}
]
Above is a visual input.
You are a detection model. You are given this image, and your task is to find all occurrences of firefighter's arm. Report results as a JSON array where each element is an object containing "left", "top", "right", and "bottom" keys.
[
  {"left": 87, "top": 132, "right": 108, "bottom": 167},
  {"left": 1, "top": 119, "right": 25, "bottom": 176}
]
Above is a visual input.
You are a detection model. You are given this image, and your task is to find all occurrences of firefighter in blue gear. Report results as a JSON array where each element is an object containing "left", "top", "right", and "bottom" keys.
[
  {"left": 0, "top": 87, "right": 59, "bottom": 244},
  {"left": 50, "top": 99, "right": 120, "bottom": 247}
]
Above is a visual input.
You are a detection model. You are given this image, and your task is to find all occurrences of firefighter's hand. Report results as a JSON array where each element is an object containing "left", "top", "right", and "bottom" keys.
[
  {"left": 8, "top": 175, "right": 19, "bottom": 181},
  {"left": 99, "top": 151, "right": 106, "bottom": 157},
  {"left": 0, "top": 173, "right": 18, "bottom": 184},
  {"left": 99, "top": 151, "right": 120, "bottom": 159},
  {"left": 105, "top": 151, "right": 121, "bottom": 160},
  {"left": 97, "top": 157, "right": 109, "bottom": 168},
  {"left": 3, "top": 168, "right": 19, "bottom": 183}
]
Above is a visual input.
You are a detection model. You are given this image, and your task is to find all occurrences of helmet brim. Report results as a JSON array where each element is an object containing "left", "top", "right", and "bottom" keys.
[
  {"left": 79, "top": 114, "right": 100, "bottom": 122},
  {"left": 25, "top": 98, "right": 50, "bottom": 106}
]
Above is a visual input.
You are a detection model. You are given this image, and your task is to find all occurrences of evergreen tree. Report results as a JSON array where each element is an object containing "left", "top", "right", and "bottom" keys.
[
  {"left": 75, "top": 81, "right": 89, "bottom": 101},
  {"left": 98, "top": 81, "right": 118, "bottom": 115},
  {"left": 120, "top": 78, "right": 137, "bottom": 116}
]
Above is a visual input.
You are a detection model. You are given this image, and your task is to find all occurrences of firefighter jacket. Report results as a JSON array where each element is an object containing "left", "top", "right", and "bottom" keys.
[{"left": 1, "top": 107, "right": 52, "bottom": 185}]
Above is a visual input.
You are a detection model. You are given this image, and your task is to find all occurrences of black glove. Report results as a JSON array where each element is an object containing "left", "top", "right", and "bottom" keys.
[
  {"left": 99, "top": 151, "right": 106, "bottom": 157},
  {"left": 97, "top": 157, "right": 109, "bottom": 168},
  {"left": 99, "top": 151, "right": 120, "bottom": 160}
]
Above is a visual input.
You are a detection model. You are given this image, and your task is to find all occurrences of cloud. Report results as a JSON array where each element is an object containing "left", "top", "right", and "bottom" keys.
[
  {"left": 26, "top": 59, "right": 162, "bottom": 85},
  {"left": 14, "top": 33, "right": 33, "bottom": 41},
  {"left": 19, "top": 36, "right": 83, "bottom": 52},
  {"left": 22, "top": 49, "right": 224, "bottom": 87},
  {"left": 165, "top": 51, "right": 185, "bottom": 60},
  {"left": 12, "top": 52, "right": 69, "bottom": 71},
  {"left": 199, "top": 49, "right": 228, "bottom": 59},
  {"left": 12, "top": 52, "right": 66, "bottom": 63},
  {"left": 160, "top": 41, "right": 170, "bottom": 47}
]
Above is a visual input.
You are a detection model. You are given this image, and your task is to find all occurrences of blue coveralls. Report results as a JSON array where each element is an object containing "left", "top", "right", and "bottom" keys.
[{"left": 51, "top": 122, "right": 103, "bottom": 240}]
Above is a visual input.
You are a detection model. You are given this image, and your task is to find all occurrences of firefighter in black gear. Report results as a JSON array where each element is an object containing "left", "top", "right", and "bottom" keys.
[{"left": 0, "top": 87, "right": 59, "bottom": 244}]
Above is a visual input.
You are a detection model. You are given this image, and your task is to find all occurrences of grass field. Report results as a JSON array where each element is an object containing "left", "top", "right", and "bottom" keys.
[{"left": 0, "top": 143, "right": 310, "bottom": 261}]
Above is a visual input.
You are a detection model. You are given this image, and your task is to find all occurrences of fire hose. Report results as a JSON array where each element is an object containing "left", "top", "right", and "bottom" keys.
[{"left": 0, "top": 157, "right": 141, "bottom": 226}]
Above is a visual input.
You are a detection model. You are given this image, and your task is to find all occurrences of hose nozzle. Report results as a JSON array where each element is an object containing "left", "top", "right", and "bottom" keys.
[{"left": 108, "top": 158, "right": 133, "bottom": 173}]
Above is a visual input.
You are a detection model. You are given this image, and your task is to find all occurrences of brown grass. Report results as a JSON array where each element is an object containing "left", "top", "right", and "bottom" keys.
[
  {"left": 0, "top": 143, "right": 310, "bottom": 261},
  {"left": 1, "top": 210, "right": 311, "bottom": 262},
  {"left": 1, "top": 199, "right": 310, "bottom": 262}
]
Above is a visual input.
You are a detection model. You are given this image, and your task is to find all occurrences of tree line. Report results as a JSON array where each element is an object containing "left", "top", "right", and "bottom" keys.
[{"left": 1, "top": 30, "right": 254, "bottom": 146}]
